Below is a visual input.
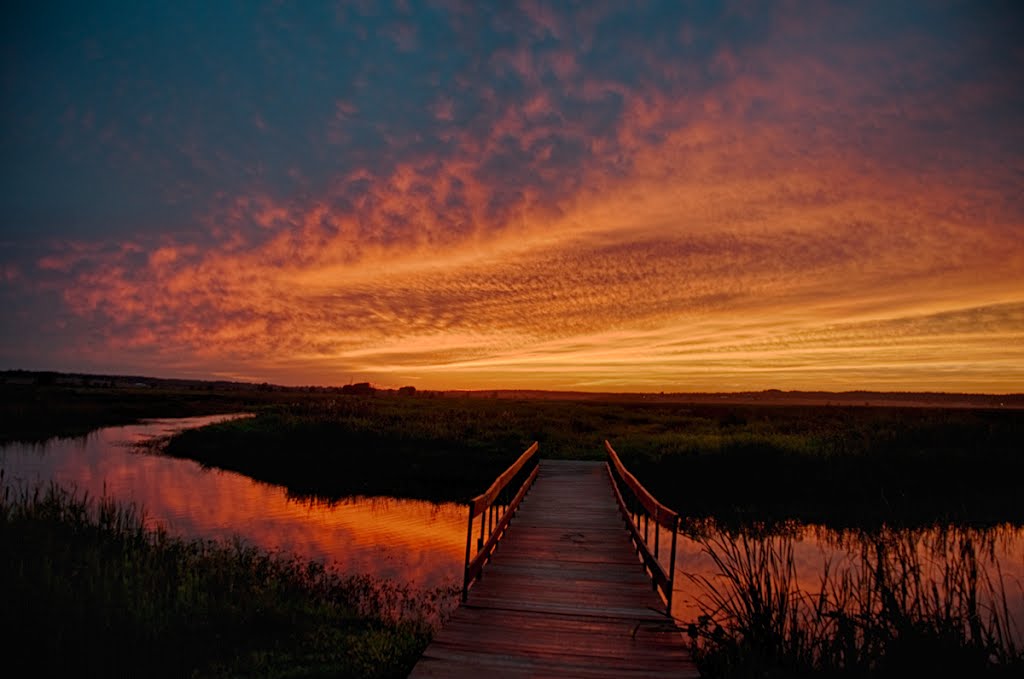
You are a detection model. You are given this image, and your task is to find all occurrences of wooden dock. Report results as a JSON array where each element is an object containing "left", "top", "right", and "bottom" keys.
[{"left": 410, "top": 459, "right": 698, "bottom": 677}]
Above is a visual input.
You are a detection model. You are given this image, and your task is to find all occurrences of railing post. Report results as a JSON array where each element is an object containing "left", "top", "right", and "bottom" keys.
[
  {"left": 666, "top": 515, "right": 679, "bottom": 616},
  {"left": 462, "top": 503, "right": 474, "bottom": 602},
  {"left": 654, "top": 507, "right": 661, "bottom": 559}
]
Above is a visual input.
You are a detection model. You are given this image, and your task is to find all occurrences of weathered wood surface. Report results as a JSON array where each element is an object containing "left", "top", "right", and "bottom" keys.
[{"left": 410, "top": 460, "right": 698, "bottom": 678}]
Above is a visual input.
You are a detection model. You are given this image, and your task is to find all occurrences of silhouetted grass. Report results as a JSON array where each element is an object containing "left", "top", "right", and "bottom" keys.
[
  {"left": 5, "top": 376, "right": 1022, "bottom": 526},
  {"left": 162, "top": 397, "right": 545, "bottom": 502},
  {"left": 618, "top": 405, "right": 1024, "bottom": 527},
  {"left": 687, "top": 526, "right": 1023, "bottom": 677},
  {"left": 0, "top": 477, "right": 456, "bottom": 678},
  {"left": 163, "top": 397, "right": 1024, "bottom": 526}
]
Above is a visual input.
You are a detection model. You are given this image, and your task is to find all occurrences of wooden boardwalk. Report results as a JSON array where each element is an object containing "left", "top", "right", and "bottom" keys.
[{"left": 410, "top": 460, "right": 698, "bottom": 677}]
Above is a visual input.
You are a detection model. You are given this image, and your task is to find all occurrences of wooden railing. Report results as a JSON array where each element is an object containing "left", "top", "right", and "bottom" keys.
[
  {"left": 605, "top": 440, "right": 680, "bottom": 615},
  {"left": 462, "top": 442, "right": 540, "bottom": 601}
]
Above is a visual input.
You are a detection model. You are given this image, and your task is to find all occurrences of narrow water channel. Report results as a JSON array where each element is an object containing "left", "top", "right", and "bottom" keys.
[{"left": 0, "top": 415, "right": 466, "bottom": 590}]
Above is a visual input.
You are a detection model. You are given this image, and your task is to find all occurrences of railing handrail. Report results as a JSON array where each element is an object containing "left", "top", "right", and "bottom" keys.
[
  {"left": 462, "top": 442, "right": 540, "bottom": 600},
  {"left": 469, "top": 441, "right": 538, "bottom": 516},
  {"left": 605, "top": 440, "right": 679, "bottom": 528},
  {"left": 605, "top": 439, "right": 680, "bottom": 616}
]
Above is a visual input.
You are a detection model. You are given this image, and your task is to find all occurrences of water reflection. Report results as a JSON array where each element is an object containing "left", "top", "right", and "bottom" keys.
[
  {"left": 0, "top": 416, "right": 466, "bottom": 589},
  {"left": 665, "top": 522, "right": 1024, "bottom": 646}
]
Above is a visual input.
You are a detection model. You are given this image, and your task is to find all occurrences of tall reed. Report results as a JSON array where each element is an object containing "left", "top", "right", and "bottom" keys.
[
  {"left": 0, "top": 477, "right": 457, "bottom": 678},
  {"left": 687, "top": 526, "right": 1023, "bottom": 677}
]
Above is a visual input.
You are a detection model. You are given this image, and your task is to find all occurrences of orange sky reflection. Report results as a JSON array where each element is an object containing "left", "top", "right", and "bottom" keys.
[{"left": 0, "top": 417, "right": 466, "bottom": 588}]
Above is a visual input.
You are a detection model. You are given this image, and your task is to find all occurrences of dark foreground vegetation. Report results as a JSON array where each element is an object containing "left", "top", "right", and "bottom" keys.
[
  {"left": 0, "top": 479, "right": 454, "bottom": 678},
  {"left": 162, "top": 395, "right": 1024, "bottom": 528},
  {"left": 687, "top": 527, "right": 1024, "bottom": 677}
]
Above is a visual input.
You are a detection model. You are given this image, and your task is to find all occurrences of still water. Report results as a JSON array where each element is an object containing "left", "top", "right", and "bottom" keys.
[
  {"left": 0, "top": 416, "right": 467, "bottom": 590},
  {"left": 666, "top": 522, "right": 1024, "bottom": 643},
  {"left": 3, "top": 415, "right": 1022, "bottom": 636}
]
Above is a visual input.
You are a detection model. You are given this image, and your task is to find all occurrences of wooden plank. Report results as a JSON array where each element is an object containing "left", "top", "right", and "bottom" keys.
[
  {"left": 410, "top": 459, "right": 697, "bottom": 677},
  {"left": 423, "top": 641, "right": 689, "bottom": 670},
  {"left": 437, "top": 608, "right": 683, "bottom": 639},
  {"left": 413, "top": 647, "right": 701, "bottom": 679}
]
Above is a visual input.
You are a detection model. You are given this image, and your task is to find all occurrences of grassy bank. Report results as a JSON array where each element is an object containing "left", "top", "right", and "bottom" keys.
[
  {"left": 616, "top": 404, "right": 1024, "bottom": 527},
  {"left": 163, "top": 397, "right": 1024, "bottom": 527},
  {"left": 0, "top": 479, "right": 455, "bottom": 678},
  {"left": 162, "top": 396, "right": 565, "bottom": 502},
  {"left": 687, "top": 527, "right": 1024, "bottom": 677},
  {"left": 0, "top": 381, "right": 308, "bottom": 444}
]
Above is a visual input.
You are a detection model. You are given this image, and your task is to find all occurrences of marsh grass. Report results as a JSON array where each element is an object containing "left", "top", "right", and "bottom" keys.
[
  {"left": 161, "top": 397, "right": 1024, "bottom": 526},
  {"left": 161, "top": 396, "right": 567, "bottom": 502},
  {"left": 0, "top": 476, "right": 457, "bottom": 678},
  {"left": 687, "top": 527, "right": 1024, "bottom": 677}
]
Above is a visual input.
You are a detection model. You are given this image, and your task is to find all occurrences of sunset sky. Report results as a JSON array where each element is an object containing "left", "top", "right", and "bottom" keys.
[{"left": 2, "top": 2, "right": 1022, "bottom": 392}]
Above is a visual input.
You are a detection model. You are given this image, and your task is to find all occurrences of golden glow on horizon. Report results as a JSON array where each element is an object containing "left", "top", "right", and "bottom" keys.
[{"left": 50, "top": 167, "right": 1024, "bottom": 393}]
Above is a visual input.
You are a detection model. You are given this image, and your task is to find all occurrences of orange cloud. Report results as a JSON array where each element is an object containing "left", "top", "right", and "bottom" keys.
[{"left": 10, "top": 2, "right": 1022, "bottom": 392}]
